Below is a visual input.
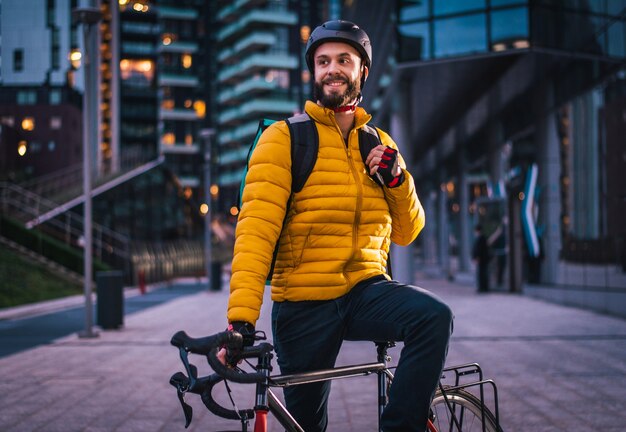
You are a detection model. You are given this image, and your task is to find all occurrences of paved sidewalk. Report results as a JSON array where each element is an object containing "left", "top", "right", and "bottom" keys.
[{"left": 0, "top": 273, "right": 625, "bottom": 431}]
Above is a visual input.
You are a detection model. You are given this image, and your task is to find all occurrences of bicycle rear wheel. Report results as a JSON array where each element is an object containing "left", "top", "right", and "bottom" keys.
[{"left": 429, "top": 387, "right": 501, "bottom": 432}]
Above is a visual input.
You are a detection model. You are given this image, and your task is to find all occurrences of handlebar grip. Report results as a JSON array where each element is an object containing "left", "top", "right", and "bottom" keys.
[{"left": 171, "top": 330, "right": 266, "bottom": 384}]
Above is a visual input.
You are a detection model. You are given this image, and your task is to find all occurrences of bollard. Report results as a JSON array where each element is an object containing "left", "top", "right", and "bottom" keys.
[{"left": 138, "top": 269, "right": 146, "bottom": 295}]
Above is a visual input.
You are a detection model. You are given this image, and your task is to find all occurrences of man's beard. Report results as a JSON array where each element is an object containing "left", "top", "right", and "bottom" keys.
[{"left": 313, "top": 74, "right": 361, "bottom": 109}]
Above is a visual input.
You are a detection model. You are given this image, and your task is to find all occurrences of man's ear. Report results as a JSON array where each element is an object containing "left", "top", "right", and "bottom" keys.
[{"left": 361, "top": 64, "right": 369, "bottom": 82}]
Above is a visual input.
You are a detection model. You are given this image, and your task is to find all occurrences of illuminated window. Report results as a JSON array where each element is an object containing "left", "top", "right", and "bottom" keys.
[
  {"left": 193, "top": 100, "right": 206, "bottom": 118},
  {"left": 230, "top": 206, "right": 239, "bottom": 216},
  {"left": 17, "top": 141, "right": 27, "bottom": 156},
  {"left": 182, "top": 53, "right": 192, "bottom": 69},
  {"left": 300, "top": 26, "right": 311, "bottom": 43},
  {"left": 184, "top": 99, "right": 192, "bottom": 108},
  {"left": 162, "top": 33, "right": 176, "bottom": 45},
  {"left": 1, "top": 117, "right": 15, "bottom": 127},
  {"left": 184, "top": 187, "right": 193, "bottom": 199},
  {"left": 163, "top": 133, "right": 175, "bottom": 145},
  {"left": 21, "top": 117, "right": 35, "bottom": 131},
  {"left": 200, "top": 203, "right": 209, "bottom": 215},
  {"left": 162, "top": 99, "right": 175, "bottom": 110},
  {"left": 120, "top": 58, "right": 154, "bottom": 87},
  {"left": 69, "top": 50, "right": 82, "bottom": 69},
  {"left": 185, "top": 134, "right": 193, "bottom": 145}
]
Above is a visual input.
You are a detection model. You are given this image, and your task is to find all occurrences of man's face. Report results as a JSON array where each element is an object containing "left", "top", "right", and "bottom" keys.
[{"left": 312, "top": 42, "right": 367, "bottom": 109}]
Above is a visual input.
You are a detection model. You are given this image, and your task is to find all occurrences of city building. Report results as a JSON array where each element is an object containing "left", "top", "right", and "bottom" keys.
[
  {"left": 211, "top": 0, "right": 336, "bottom": 214},
  {"left": 0, "top": 0, "right": 84, "bottom": 181},
  {"left": 344, "top": 0, "right": 626, "bottom": 316}
]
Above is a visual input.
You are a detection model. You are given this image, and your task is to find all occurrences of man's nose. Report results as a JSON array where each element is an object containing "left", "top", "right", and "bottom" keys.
[{"left": 327, "top": 60, "right": 340, "bottom": 74}]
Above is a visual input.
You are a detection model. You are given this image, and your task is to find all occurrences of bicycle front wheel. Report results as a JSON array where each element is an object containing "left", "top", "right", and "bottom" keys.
[{"left": 429, "top": 387, "right": 501, "bottom": 432}]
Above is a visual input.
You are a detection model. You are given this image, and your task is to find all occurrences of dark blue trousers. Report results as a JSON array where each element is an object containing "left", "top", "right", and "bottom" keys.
[{"left": 271, "top": 276, "right": 453, "bottom": 432}]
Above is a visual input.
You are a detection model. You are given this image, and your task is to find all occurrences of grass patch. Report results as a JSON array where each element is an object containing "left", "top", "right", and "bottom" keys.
[{"left": 0, "top": 246, "right": 82, "bottom": 309}]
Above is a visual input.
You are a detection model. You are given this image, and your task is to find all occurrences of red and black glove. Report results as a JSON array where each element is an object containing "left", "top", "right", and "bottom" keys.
[
  {"left": 227, "top": 321, "right": 256, "bottom": 347},
  {"left": 377, "top": 147, "right": 405, "bottom": 188}
]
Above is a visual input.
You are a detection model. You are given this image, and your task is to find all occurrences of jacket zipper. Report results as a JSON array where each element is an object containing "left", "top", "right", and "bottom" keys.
[{"left": 345, "top": 130, "right": 362, "bottom": 284}]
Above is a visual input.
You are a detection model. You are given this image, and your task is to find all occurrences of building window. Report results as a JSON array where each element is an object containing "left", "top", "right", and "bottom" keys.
[
  {"left": 50, "top": 116, "right": 62, "bottom": 129},
  {"left": 17, "top": 90, "right": 37, "bottom": 105},
  {"left": 1, "top": 117, "right": 15, "bottom": 127},
  {"left": 491, "top": 8, "right": 529, "bottom": 50},
  {"left": 49, "top": 89, "right": 62, "bottom": 104},
  {"left": 163, "top": 132, "right": 176, "bottom": 145},
  {"left": 46, "top": 0, "right": 56, "bottom": 25},
  {"left": 70, "top": 49, "right": 82, "bottom": 69},
  {"left": 434, "top": 0, "right": 485, "bottom": 16},
  {"left": 17, "top": 141, "right": 28, "bottom": 156},
  {"left": 120, "top": 59, "right": 154, "bottom": 87},
  {"left": 193, "top": 100, "right": 205, "bottom": 118},
  {"left": 48, "top": 140, "right": 57, "bottom": 152},
  {"left": 21, "top": 117, "right": 36, "bottom": 131},
  {"left": 13, "top": 49, "right": 24, "bottom": 72},
  {"left": 434, "top": 13, "right": 487, "bottom": 58},
  {"left": 181, "top": 53, "right": 192, "bottom": 69}
]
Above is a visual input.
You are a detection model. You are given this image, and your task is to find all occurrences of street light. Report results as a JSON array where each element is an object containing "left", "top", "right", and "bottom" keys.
[{"left": 72, "top": 6, "right": 102, "bottom": 338}]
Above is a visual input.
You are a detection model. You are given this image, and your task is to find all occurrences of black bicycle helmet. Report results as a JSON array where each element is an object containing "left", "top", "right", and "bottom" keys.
[{"left": 305, "top": 20, "right": 372, "bottom": 73}]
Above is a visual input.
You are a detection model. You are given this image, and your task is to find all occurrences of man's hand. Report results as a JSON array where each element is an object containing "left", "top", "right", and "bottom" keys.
[
  {"left": 217, "top": 321, "right": 256, "bottom": 367},
  {"left": 228, "top": 321, "right": 256, "bottom": 347},
  {"left": 365, "top": 145, "right": 404, "bottom": 187}
]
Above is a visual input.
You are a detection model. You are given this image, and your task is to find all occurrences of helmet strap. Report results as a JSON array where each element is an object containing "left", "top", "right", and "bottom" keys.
[
  {"left": 332, "top": 104, "right": 357, "bottom": 113},
  {"left": 331, "top": 94, "right": 362, "bottom": 113}
]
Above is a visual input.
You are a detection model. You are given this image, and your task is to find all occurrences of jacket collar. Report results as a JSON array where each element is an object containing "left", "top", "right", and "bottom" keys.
[{"left": 304, "top": 100, "right": 372, "bottom": 130}]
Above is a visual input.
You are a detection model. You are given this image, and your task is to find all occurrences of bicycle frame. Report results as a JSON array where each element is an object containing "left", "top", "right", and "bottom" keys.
[
  {"left": 169, "top": 331, "right": 501, "bottom": 432},
  {"left": 261, "top": 342, "right": 394, "bottom": 432}
]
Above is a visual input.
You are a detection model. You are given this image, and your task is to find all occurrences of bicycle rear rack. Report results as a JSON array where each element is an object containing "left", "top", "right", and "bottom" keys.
[{"left": 439, "top": 363, "right": 501, "bottom": 430}]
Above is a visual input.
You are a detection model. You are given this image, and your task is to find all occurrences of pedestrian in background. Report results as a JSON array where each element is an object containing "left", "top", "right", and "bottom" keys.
[{"left": 472, "top": 224, "right": 490, "bottom": 292}]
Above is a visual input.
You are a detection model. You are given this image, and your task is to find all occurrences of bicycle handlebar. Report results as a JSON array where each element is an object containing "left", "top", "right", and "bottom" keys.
[
  {"left": 170, "top": 330, "right": 267, "bottom": 384},
  {"left": 170, "top": 330, "right": 275, "bottom": 425}
]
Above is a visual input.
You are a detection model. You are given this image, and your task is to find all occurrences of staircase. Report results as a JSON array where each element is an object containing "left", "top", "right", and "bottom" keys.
[{"left": 0, "top": 158, "right": 165, "bottom": 276}]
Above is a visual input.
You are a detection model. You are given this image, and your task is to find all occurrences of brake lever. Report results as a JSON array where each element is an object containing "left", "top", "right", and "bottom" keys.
[
  {"left": 178, "top": 347, "right": 198, "bottom": 384},
  {"left": 177, "top": 387, "right": 194, "bottom": 428},
  {"left": 170, "top": 372, "right": 194, "bottom": 428}
]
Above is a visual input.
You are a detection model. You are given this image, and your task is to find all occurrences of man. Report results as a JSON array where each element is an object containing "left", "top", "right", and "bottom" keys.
[
  {"left": 227, "top": 20, "right": 453, "bottom": 432},
  {"left": 472, "top": 224, "right": 490, "bottom": 292}
]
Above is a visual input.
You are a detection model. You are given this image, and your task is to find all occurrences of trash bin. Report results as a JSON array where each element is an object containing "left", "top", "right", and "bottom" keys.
[
  {"left": 210, "top": 261, "right": 222, "bottom": 291},
  {"left": 96, "top": 270, "right": 124, "bottom": 329}
]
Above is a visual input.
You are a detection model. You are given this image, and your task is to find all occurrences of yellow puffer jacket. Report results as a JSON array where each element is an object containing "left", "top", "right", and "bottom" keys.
[{"left": 228, "top": 101, "right": 425, "bottom": 325}]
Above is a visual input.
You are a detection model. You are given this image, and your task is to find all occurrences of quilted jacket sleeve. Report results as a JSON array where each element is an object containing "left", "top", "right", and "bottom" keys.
[
  {"left": 377, "top": 128, "right": 425, "bottom": 246},
  {"left": 227, "top": 122, "right": 292, "bottom": 325}
]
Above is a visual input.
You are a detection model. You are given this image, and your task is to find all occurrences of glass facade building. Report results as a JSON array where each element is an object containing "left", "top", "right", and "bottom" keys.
[
  {"left": 345, "top": 0, "right": 626, "bottom": 314},
  {"left": 397, "top": 1, "right": 625, "bottom": 63}
]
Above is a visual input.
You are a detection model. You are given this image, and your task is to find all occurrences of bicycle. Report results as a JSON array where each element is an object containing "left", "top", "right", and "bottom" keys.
[{"left": 169, "top": 330, "right": 502, "bottom": 432}]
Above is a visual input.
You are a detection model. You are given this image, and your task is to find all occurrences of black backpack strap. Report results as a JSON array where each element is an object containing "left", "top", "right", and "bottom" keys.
[
  {"left": 286, "top": 113, "right": 318, "bottom": 193},
  {"left": 359, "top": 123, "right": 394, "bottom": 279},
  {"left": 358, "top": 124, "right": 384, "bottom": 186}
]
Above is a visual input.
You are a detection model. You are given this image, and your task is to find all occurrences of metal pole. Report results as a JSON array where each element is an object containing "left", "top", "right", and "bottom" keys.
[
  {"left": 73, "top": 7, "right": 102, "bottom": 338},
  {"left": 200, "top": 129, "right": 216, "bottom": 289}
]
